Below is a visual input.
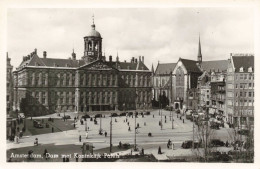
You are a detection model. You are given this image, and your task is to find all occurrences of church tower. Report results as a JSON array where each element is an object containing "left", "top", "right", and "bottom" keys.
[
  {"left": 197, "top": 35, "right": 202, "bottom": 64},
  {"left": 82, "top": 15, "right": 102, "bottom": 63}
]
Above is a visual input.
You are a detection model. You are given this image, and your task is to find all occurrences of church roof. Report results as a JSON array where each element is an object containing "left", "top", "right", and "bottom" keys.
[
  {"left": 180, "top": 58, "right": 202, "bottom": 73},
  {"left": 155, "top": 63, "right": 176, "bottom": 75},
  {"left": 201, "top": 60, "right": 228, "bottom": 72}
]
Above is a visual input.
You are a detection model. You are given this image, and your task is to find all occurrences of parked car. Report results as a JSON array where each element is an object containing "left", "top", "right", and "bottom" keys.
[
  {"left": 119, "top": 112, "right": 126, "bottom": 116},
  {"left": 144, "top": 111, "right": 150, "bottom": 115},
  {"left": 181, "top": 140, "right": 200, "bottom": 149},
  {"left": 94, "top": 114, "right": 102, "bottom": 118},
  {"left": 82, "top": 114, "right": 90, "bottom": 119},
  {"left": 63, "top": 115, "right": 71, "bottom": 119},
  {"left": 238, "top": 129, "right": 250, "bottom": 136},
  {"left": 128, "top": 112, "right": 133, "bottom": 116},
  {"left": 111, "top": 113, "right": 118, "bottom": 117},
  {"left": 209, "top": 139, "right": 225, "bottom": 147},
  {"left": 33, "top": 120, "right": 43, "bottom": 128}
]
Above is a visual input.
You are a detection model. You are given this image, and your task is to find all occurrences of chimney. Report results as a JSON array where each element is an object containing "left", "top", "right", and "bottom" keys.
[
  {"left": 135, "top": 58, "right": 137, "bottom": 63},
  {"left": 131, "top": 57, "right": 134, "bottom": 63},
  {"left": 139, "top": 56, "right": 141, "bottom": 62},
  {"left": 34, "top": 48, "right": 37, "bottom": 54},
  {"left": 23, "top": 56, "right": 26, "bottom": 61},
  {"left": 142, "top": 56, "right": 144, "bottom": 63},
  {"left": 43, "top": 51, "right": 47, "bottom": 58},
  {"left": 124, "top": 60, "right": 126, "bottom": 63},
  {"left": 109, "top": 55, "right": 112, "bottom": 62}
]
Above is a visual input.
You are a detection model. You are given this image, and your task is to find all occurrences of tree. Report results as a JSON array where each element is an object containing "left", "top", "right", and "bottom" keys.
[{"left": 193, "top": 107, "right": 216, "bottom": 162}]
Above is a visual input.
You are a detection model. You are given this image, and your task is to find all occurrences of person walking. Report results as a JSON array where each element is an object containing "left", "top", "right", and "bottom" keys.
[
  {"left": 86, "top": 132, "right": 88, "bottom": 139},
  {"left": 158, "top": 146, "right": 162, "bottom": 154},
  {"left": 43, "top": 149, "right": 48, "bottom": 160},
  {"left": 79, "top": 135, "right": 81, "bottom": 142},
  {"left": 183, "top": 119, "right": 184, "bottom": 123},
  {"left": 52, "top": 127, "right": 54, "bottom": 133}
]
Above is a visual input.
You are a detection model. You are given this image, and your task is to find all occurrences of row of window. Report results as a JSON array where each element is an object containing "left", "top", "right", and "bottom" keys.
[
  {"left": 235, "top": 91, "right": 254, "bottom": 97},
  {"left": 236, "top": 73, "right": 254, "bottom": 80}
]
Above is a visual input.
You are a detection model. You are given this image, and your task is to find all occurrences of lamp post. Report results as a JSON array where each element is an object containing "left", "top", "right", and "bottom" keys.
[
  {"left": 134, "top": 110, "right": 137, "bottom": 151},
  {"left": 110, "top": 113, "right": 112, "bottom": 153}
]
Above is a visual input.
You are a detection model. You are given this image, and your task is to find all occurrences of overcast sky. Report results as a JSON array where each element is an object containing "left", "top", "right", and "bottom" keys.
[{"left": 7, "top": 8, "right": 254, "bottom": 69}]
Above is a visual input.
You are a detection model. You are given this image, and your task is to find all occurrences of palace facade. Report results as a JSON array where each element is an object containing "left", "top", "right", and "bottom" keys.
[{"left": 13, "top": 19, "right": 152, "bottom": 116}]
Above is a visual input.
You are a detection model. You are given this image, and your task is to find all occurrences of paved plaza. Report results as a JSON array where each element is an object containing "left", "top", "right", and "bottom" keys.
[{"left": 7, "top": 109, "right": 235, "bottom": 161}]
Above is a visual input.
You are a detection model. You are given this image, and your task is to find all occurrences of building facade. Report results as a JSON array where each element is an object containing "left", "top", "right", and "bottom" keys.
[
  {"left": 226, "top": 53, "right": 254, "bottom": 127},
  {"left": 13, "top": 20, "right": 152, "bottom": 116},
  {"left": 7, "top": 53, "right": 13, "bottom": 114}
]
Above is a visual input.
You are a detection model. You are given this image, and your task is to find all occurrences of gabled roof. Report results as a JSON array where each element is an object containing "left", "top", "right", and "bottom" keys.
[
  {"left": 107, "top": 61, "right": 149, "bottom": 70},
  {"left": 41, "top": 58, "right": 85, "bottom": 67},
  {"left": 155, "top": 63, "right": 176, "bottom": 75},
  {"left": 180, "top": 58, "right": 202, "bottom": 73},
  {"left": 232, "top": 56, "right": 254, "bottom": 73},
  {"left": 201, "top": 60, "right": 228, "bottom": 72}
]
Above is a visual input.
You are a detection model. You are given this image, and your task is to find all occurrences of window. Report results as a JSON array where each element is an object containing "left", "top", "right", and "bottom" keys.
[
  {"left": 239, "top": 67, "right": 244, "bottom": 72},
  {"left": 240, "top": 74, "right": 243, "bottom": 79},
  {"left": 244, "top": 74, "right": 247, "bottom": 80},
  {"left": 236, "top": 84, "right": 238, "bottom": 89},
  {"left": 248, "top": 67, "right": 253, "bottom": 72},
  {"left": 244, "top": 92, "right": 247, "bottom": 97}
]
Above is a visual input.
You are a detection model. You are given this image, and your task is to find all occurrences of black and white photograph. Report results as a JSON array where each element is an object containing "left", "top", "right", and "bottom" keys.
[{"left": 3, "top": 3, "right": 259, "bottom": 166}]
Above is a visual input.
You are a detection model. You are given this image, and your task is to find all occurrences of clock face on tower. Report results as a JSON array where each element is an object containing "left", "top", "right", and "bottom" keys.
[{"left": 88, "top": 51, "right": 94, "bottom": 55}]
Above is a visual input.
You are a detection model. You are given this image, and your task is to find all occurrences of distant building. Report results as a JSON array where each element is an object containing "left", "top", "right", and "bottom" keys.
[
  {"left": 226, "top": 53, "right": 254, "bottom": 128},
  {"left": 6, "top": 53, "right": 13, "bottom": 114},
  {"left": 13, "top": 18, "right": 152, "bottom": 116},
  {"left": 210, "top": 70, "right": 226, "bottom": 121},
  {"left": 152, "top": 62, "right": 175, "bottom": 107}
]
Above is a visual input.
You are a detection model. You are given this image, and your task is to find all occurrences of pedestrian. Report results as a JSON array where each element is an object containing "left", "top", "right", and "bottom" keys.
[
  {"left": 63, "top": 157, "right": 66, "bottom": 162},
  {"left": 141, "top": 148, "right": 144, "bottom": 155},
  {"left": 66, "top": 157, "right": 69, "bottom": 162},
  {"left": 167, "top": 143, "right": 169, "bottom": 149},
  {"left": 226, "top": 140, "right": 229, "bottom": 147},
  {"left": 34, "top": 138, "right": 38, "bottom": 146},
  {"left": 52, "top": 127, "right": 54, "bottom": 133},
  {"left": 74, "top": 123, "right": 76, "bottom": 128},
  {"left": 183, "top": 119, "right": 184, "bottom": 123},
  {"left": 153, "top": 115, "right": 154, "bottom": 118},
  {"left": 43, "top": 149, "right": 48, "bottom": 160},
  {"left": 86, "top": 132, "right": 88, "bottom": 139},
  {"left": 158, "top": 146, "right": 162, "bottom": 154},
  {"left": 127, "top": 122, "right": 129, "bottom": 126},
  {"left": 165, "top": 119, "right": 166, "bottom": 123},
  {"left": 165, "top": 115, "right": 166, "bottom": 119},
  {"left": 119, "top": 141, "right": 122, "bottom": 148},
  {"left": 128, "top": 127, "right": 131, "bottom": 131},
  {"left": 172, "top": 143, "right": 174, "bottom": 150},
  {"left": 79, "top": 135, "right": 81, "bottom": 142},
  {"left": 144, "top": 122, "right": 146, "bottom": 126},
  {"left": 105, "top": 131, "right": 107, "bottom": 137}
]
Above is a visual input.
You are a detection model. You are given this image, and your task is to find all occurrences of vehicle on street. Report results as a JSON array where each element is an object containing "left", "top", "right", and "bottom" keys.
[
  {"left": 119, "top": 112, "right": 126, "bottom": 116},
  {"left": 209, "top": 139, "right": 225, "bottom": 147},
  {"left": 181, "top": 140, "right": 201, "bottom": 149},
  {"left": 94, "top": 114, "right": 102, "bottom": 118},
  {"left": 237, "top": 129, "right": 250, "bottom": 136},
  {"left": 111, "top": 113, "right": 118, "bottom": 117},
  {"left": 63, "top": 115, "right": 71, "bottom": 119},
  {"left": 33, "top": 120, "right": 43, "bottom": 128},
  {"left": 144, "top": 111, "right": 150, "bottom": 115},
  {"left": 82, "top": 114, "right": 90, "bottom": 119}
]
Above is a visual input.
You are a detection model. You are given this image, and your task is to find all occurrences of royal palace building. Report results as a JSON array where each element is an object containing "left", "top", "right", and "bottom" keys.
[{"left": 13, "top": 19, "right": 152, "bottom": 116}]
